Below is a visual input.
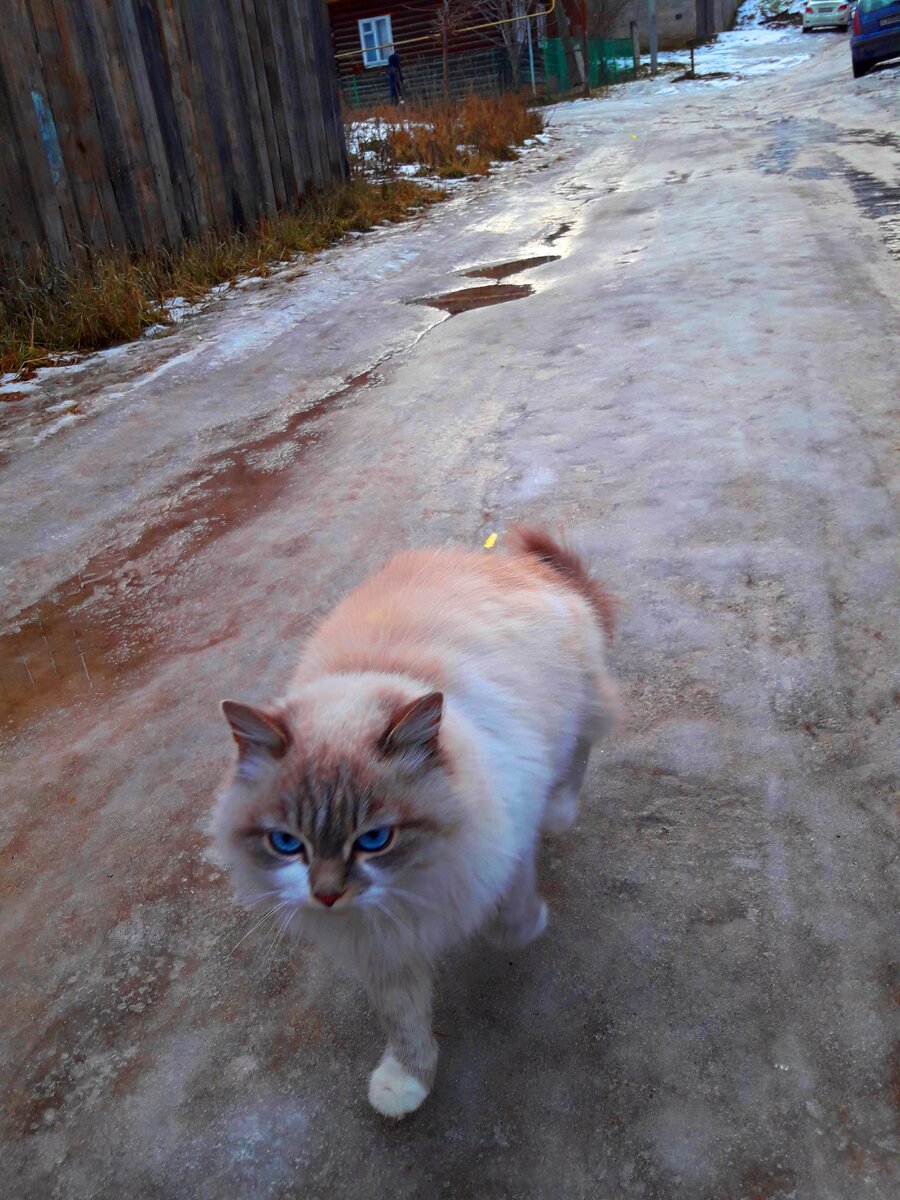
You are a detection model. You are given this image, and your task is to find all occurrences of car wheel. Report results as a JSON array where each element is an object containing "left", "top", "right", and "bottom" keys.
[
  {"left": 803, "top": 24, "right": 811, "bottom": 31},
  {"left": 852, "top": 57, "right": 869, "bottom": 77}
]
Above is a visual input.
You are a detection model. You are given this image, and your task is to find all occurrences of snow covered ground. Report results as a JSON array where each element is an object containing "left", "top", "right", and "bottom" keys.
[
  {"left": 2, "top": 27, "right": 898, "bottom": 1200},
  {"left": 735, "top": 0, "right": 807, "bottom": 26}
]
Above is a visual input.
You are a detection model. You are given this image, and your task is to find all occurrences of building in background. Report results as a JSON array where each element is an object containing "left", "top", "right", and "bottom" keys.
[{"left": 328, "top": 0, "right": 742, "bottom": 108}]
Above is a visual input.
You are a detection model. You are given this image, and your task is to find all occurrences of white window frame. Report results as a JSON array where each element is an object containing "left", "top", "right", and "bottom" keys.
[{"left": 358, "top": 15, "right": 394, "bottom": 68}]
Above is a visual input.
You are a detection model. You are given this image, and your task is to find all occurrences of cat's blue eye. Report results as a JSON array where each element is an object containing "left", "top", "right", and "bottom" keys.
[
  {"left": 267, "top": 830, "right": 303, "bottom": 856},
  {"left": 354, "top": 826, "right": 393, "bottom": 854}
]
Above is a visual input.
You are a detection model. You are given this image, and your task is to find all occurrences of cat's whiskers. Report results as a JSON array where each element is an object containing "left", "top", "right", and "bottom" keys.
[
  {"left": 231, "top": 900, "right": 288, "bottom": 952},
  {"left": 263, "top": 906, "right": 297, "bottom": 966},
  {"left": 242, "top": 889, "right": 281, "bottom": 906}
]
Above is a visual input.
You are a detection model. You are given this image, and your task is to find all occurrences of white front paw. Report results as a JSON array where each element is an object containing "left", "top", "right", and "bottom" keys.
[{"left": 368, "top": 1052, "right": 429, "bottom": 1118}]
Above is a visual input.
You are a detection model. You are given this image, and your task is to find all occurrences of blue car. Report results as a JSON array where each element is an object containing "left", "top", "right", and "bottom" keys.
[{"left": 851, "top": 0, "right": 900, "bottom": 75}]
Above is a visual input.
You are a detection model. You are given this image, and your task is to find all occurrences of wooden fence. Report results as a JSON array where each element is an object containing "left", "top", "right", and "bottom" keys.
[{"left": 0, "top": 0, "right": 348, "bottom": 274}]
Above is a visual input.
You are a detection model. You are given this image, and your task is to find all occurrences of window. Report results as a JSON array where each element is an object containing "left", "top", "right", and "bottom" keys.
[{"left": 358, "top": 16, "right": 393, "bottom": 68}]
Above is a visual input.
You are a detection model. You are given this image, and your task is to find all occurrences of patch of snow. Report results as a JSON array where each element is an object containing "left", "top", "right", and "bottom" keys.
[
  {"left": 164, "top": 295, "right": 192, "bottom": 322},
  {"left": 735, "top": 0, "right": 806, "bottom": 27},
  {"left": 30, "top": 411, "right": 82, "bottom": 445}
]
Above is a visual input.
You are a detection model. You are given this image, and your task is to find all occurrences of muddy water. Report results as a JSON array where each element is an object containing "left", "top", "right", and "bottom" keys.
[
  {"left": 412, "top": 283, "right": 533, "bottom": 315},
  {"left": 0, "top": 372, "right": 375, "bottom": 735},
  {"left": 462, "top": 255, "right": 560, "bottom": 280}
]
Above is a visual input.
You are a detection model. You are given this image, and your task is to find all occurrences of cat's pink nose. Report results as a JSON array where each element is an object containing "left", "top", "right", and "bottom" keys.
[{"left": 314, "top": 891, "right": 344, "bottom": 908}]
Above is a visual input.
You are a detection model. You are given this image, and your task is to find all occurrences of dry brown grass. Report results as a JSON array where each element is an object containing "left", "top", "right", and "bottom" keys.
[
  {"left": 354, "top": 92, "right": 544, "bottom": 179},
  {"left": 2, "top": 92, "right": 544, "bottom": 378},
  {"left": 0, "top": 178, "right": 438, "bottom": 378}
]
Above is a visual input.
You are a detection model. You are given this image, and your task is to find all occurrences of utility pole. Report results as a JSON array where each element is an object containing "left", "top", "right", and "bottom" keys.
[{"left": 647, "top": 0, "right": 658, "bottom": 76}]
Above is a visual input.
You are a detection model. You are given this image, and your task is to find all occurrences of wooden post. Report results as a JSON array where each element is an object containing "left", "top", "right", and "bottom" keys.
[
  {"left": 441, "top": 0, "right": 450, "bottom": 102},
  {"left": 553, "top": 0, "right": 582, "bottom": 92},
  {"left": 580, "top": 0, "right": 590, "bottom": 96}
]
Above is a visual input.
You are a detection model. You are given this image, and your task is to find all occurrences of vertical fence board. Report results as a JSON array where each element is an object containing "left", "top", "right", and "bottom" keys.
[
  {"left": 27, "top": 0, "right": 112, "bottom": 256},
  {"left": 133, "top": 0, "right": 202, "bottom": 239},
  {"left": 0, "top": 0, "right": 347, "bottom": 274},
  {"left": 0, "top": 0, "right": 76, "bottom": 268},
  {"left": 113, "top": 0, "right": 182, "bottom": 245},
  {"left": 98, "top": 0, "right": 170, "bottom": 249},
  {"left": 69, "top": 0, "right": 147, "bottom": 248},
  {"left": 156, "top": 0, "right": 220, "bottom": 235},
  {"left": 228, "top": 0, "right": 277, "bottom": 218},
  {"left": 47, "top": 0, "right": 130, "bottom": 252},
  {"left": 0, "top": 69, "right": 44, "bottom": 273},
  {"left": 254, "top": 0, "right": 305, "bottom": 204},
  {"left": 270, "top": 0, "right": 317, "bottom": 201},
  {"left": 240, "top": 0, "right": 287, "bottom": 211}
]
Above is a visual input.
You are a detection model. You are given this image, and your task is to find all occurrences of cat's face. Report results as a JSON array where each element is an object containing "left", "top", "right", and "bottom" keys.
[{"left": 213, "top": 690, "right": 448, "bottom": 921}]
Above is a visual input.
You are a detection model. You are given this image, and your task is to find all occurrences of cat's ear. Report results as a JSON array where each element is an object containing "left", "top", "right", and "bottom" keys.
[
  {"left": 221, "top": 700, "right": 291, "bottom": 765},
  {"left": 381, "top": 692, "right": 443, "bottom": 767}
]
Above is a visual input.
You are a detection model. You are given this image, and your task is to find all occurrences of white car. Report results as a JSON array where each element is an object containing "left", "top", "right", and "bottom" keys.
[{"left": 803, "top": 0, "right": 853, "bottom": 29}]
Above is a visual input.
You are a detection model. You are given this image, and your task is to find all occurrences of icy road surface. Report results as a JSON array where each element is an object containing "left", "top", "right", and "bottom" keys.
[{"left": 1, "top": 28, "right": 897, "bottom": 1200}]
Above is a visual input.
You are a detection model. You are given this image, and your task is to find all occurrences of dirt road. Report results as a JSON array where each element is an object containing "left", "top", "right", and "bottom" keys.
[{"left": 1, "top": 29, "right": 897, "bottom": 1200}]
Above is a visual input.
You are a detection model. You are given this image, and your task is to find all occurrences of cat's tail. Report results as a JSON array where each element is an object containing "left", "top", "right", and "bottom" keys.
[{"left": 506, "top": 525, "right": 617, "bottom": 644}]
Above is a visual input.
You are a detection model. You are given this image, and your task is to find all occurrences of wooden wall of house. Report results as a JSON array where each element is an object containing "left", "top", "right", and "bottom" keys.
[
  {"left": 329, "top": 0, "right": 546, "bottom": 105},
  {"left": 330, "top": 0, "right": 500, "bottom": 81},
  {"left": 0, "top": 0, "right": 347, "bottom": 275}
]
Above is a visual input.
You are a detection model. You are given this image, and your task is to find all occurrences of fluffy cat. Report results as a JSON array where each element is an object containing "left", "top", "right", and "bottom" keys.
[{"left": 211, "top": 527, "right": 618, "bottom": 1118}]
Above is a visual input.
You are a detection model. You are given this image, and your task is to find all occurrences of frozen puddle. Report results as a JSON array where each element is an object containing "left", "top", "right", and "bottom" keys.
[
  {"left": 461, "top": 254, "right": 560, "bottom": 280},
  {"left": 411, "top": 283, "right": 533, "bottom": 314}
]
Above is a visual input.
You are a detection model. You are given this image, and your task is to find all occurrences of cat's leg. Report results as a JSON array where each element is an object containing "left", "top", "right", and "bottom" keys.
[
  {"left": 542, "top": 734, "right": 593, "bottom": 832},
  {"left": 366, "top": 959, "right": 437, "bottom": 1119},
  {"left": 484, "top": 848, "right": 547, "bottom": 950}
]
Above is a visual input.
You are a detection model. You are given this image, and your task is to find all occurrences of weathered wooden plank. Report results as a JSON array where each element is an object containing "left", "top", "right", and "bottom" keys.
[
  {"left": 46, "top": 0, "right": 129, "bottom": 252},
  {"left": 21, "top": 0, "right": 108, "bottom": 262},
  {"left": 113, "top": 0, "right": 183, "bottom": 246},
  {"left": 211, "top": 0, "right": 266, "bottom": 225},
  {"left": 174, "top": 0, "right": 232, "bottom": 231},
  {"left": 181, "top": 0, "right": 246, "bottom": 228},
  {"left": 68, "top": 0, "right": 147, "bottom": 249},
  {"left": 0, "top": 0, "right": 75, "bottom": 268},
  {"left": 1, "top": 0, "right": 347, "bottom": 268},
  {"left": 253, "top": 0, "right": 304, "bottom": 204},
  {"left": 294, "top": 0, "right": 337, "bottom": 190},
  {"left": 157, "top": 0, "right": 222, "bottom": 234},
  {"left": 267, "top": 0, "right": 316, "bottom": 202},
  {"left": 228, "top": 0, "right": 277, "bottom": 218},
  {"left": 96, "top": 0, "right": 170, "bottom": 250},
  {"left": 0, "top": 68, "right": 44, "bottom": 273},
  {"left": 240, "top": 0, "right": 288, "bottom": 210},
  {"left": 133, "top": 0, "right": 203, "bottom": 239},
  {"left": 25, "top": 0, "right": 109, "bottom": 256},
  {"left": 306, "top": 0, "right": 349, "bottom": 186},
  {"left": 310, "top": 0, "right": 349, "bottom": 184}
]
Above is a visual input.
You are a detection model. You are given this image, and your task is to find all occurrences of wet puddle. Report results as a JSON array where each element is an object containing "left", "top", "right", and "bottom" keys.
[
  {"left": 673, "top": 70, "right": 734, "bottom": 82},
  {"left": 0, "top": 370, "right": 377, "bottom": 734},
  {"left": 461, "top": 255, "right": 560, "bottom": 280},
  {"left": 411, "top": 283, "right": 533, "bottom": 315}
]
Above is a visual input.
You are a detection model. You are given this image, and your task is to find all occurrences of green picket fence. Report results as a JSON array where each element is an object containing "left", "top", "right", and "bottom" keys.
[{"left": 542, "top": 38, "right": 637, "bottom": 90}]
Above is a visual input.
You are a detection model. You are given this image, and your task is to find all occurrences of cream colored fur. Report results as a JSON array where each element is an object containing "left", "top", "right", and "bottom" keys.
[{"left": 211, "top": 530, "right": 618, "bottom": 1117}]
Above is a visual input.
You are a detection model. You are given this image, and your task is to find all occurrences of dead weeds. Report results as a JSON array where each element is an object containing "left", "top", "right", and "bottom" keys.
[
  {"left": 351, "top": 92, "right": 544, "bottom": 180},
  {"left": 0, "top": 179, "right": 437, "bottom": 378},
  {"left": 2, "top": 92, "right": 544, "bottom": 378}
]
